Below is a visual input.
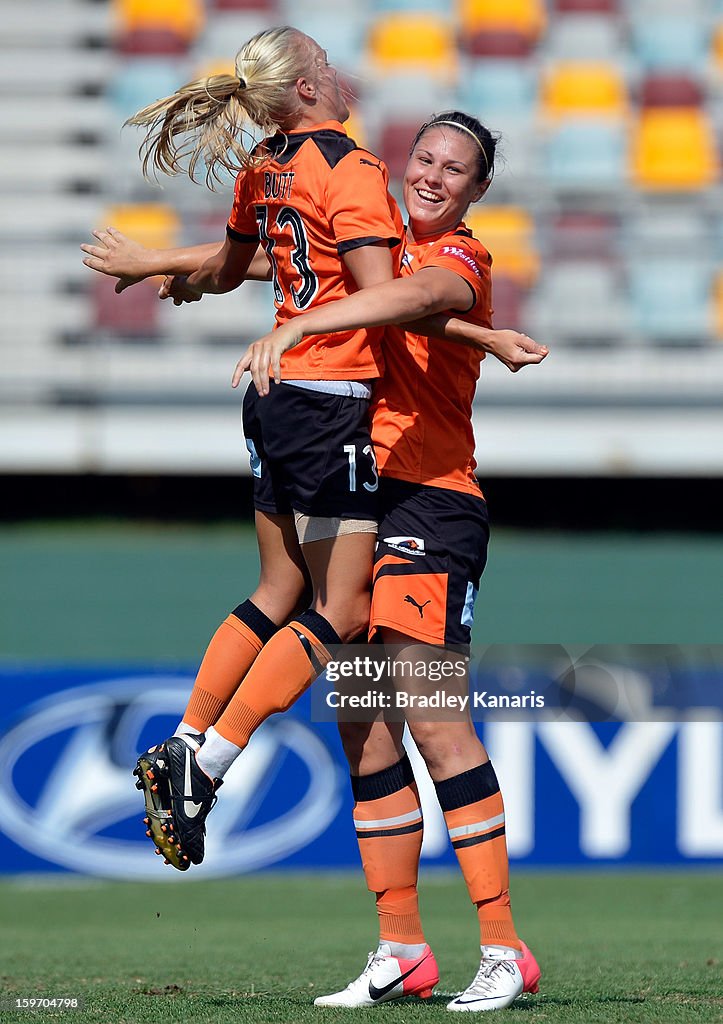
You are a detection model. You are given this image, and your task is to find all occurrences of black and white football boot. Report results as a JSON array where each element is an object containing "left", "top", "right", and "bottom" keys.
[{"left": 133, "top": 733, "right": 220, "bottom": 870}]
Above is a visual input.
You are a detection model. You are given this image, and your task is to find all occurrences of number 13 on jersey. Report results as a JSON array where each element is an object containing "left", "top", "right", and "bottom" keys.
[
  {"left": 344, "top": 444, "right": 379, "bottom": 493},
  {"left": 256, "top": 204, "right": 319, "bottom": 310}
]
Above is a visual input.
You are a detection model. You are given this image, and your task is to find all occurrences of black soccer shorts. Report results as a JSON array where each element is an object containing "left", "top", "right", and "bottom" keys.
[
  {"left": 242, "top": 381, "right": 379, "bottom": 520},
  {"left": 370, "top": 477, "right": 489, "bottom": 650}
]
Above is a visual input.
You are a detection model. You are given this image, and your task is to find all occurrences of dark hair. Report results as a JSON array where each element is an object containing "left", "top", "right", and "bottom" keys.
[{"left": 410, "top": 111, "right": 498, "bottom": 183}]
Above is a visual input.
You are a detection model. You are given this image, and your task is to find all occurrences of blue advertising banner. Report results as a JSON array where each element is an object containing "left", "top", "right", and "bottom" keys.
[{"left": 0, "top": 656, "right": 721, "bottom": 878}]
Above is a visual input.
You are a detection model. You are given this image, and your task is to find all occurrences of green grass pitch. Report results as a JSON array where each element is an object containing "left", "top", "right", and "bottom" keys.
[
  {"left": 2, "top": 523, "right": 723, "bottom": 660},
  {"left": 1, "top": 871, "right": 721, "bottom": 1023}
]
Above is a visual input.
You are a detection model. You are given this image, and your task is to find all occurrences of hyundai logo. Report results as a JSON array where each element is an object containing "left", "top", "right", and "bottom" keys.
[{"left": 0, "top": 677, "right": 343, "bottom": 880}]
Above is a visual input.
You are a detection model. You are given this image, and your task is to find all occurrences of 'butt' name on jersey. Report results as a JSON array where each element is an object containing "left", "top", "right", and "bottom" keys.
[{"left": 264, "top": 171, "right": 295, "bottom": 201}]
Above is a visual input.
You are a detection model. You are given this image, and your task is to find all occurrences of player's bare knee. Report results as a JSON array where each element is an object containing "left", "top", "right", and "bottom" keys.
[
  {"left": 315, "top": 597, "right": 370, "bottom": 644},
  {"left": 251, "top": 580, "right": 306, "bottom": 623}
]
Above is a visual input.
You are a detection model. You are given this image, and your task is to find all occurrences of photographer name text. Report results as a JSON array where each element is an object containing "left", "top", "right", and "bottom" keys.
[{"left": 325, "top": 690, "right": 545, "bottom": 710}]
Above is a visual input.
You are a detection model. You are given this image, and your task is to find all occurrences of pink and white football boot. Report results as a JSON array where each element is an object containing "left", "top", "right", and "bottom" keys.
[
  {"left": 447, "top": 941, "right": 540, "bottom": 1012},
  {"left": 314, "top": 943, "right": 439, "bottom": 1007}
]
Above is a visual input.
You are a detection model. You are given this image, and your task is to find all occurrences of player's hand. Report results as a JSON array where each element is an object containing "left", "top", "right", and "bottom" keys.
[
  {"left": 483, "top": 329, "right": 549, "bottom": 372},
  {"left": 231, "top": 323, "right": 304, "bottom": 396},
  {"left": 158, "top": 275, "right": 202, "bottom": 305},
  {"left": 80, "top": 227, "right": 150, "bottom": 294}
]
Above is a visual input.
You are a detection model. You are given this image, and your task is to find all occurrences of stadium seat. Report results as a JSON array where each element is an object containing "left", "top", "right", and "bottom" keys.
[
  {"left": 116, "top": 29, "right": 192, "bottom": 56},
  {"left": 541, "top": 62, "right": 627, "bottom": 119},
  {"left": 378, "top": 119, "right": 422, "bottom": 178},
  {"left": 549, "top": 213, "right": 617, "bottom": 261},
  {"left": 544, "top": 14, "right": 622, "bottom": 61},
  {"left": 630, "top": 16, "right": 710, "bottom": 74},
  {"left": 639, "top": 75, "right": 704, "bottom": 108},
  {"left": 109, "top": 60, "right": 184, "bottom": 122},
  {"left": 90, "top": 205, "right": 181, "bottom": 336},
  {"left": 367, "top": 14, "right": 457, "bottom": 81},
  {"left": 465, "top": 206, "right": 539, "bottom": 284},
  {"left": 458, "top": 0, "right": 547, "bottom": 41},
  {"left": 490, "top": 274, "right": 525, "bottom": 330},
  {"left": 631, "top": 109, "right": 719, "bottom": 190},
  {"left": 364, "top": 72, "right": 456, "bottom": 128},
  {"left": 544, "top": 120, "right": 627, "bottom": 188},
  {"left": 554, "top": 0, "right": 618, "bottom": 10},
  {"left": 92, "top": 275, "right": 161, "bottom": 336},
  {"left": 103, "top": 205, "right": 181, "bottom": 249},
  {"left": 624, "top": 210, "right": 711, "bottom": 259},
  {"left": 458, "top": 61, "right": 537, "bottom": 120},
  {"left": 286, "top": 13, "right": 366, "bottom": 74},
  {"left": 628, "top": 259, "right": 713, "bottom": 343},
  {"left": 114, "top": 0, "right": 204, "bottom": 55},
  {"left": 462, "top": 29, "right": 535, "bottom": 57},
  {"left": 115, "top": 0, "right": 204, "bottom": 37},
  {"left": 211, "top": 0, "right": 278, "bottom": 10},
  {"left": 526, "top": 260, "right": 629, "bottom": 344},
  {"left": 372, "top": 0, "right": 451, "bottom": 11}
]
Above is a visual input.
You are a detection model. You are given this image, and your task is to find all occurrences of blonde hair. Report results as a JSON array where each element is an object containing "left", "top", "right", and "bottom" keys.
[{"left": 126, "top": 26, "right": 317, "bottom": 187}]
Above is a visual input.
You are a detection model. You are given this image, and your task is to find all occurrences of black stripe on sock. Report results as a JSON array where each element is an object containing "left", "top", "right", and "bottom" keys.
[
  {"left": 295, "top": 609, "right": 342, "bottom": 649},
  {"left": 351, "top": 753, "right": 415, "bottom": 802},
  {"left": 356, "top": 822, "right": 423, "bottom": 840},
  {"left": 292, "top": 629, "right": 325, "bottom": 677},
  {"left": 231, "top": 600, "right": 278, "bottom": 645},
  {"left": 452, "top": 825, "right": 506, "bottom": 850},
  {"left": 435, "top": 762, "right": 500, "bottom": 812}
]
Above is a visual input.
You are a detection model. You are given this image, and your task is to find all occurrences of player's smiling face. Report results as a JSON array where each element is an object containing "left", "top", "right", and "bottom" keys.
[{"left": 404, "top": 126, "right": 487, "bottom": 239}]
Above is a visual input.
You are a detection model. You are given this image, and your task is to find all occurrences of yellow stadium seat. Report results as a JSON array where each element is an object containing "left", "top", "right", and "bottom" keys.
[
  {"left": 458, "top": 0, "right": 546, "bottom": 40},
  {"left": 115, "top": 0, "right": 204, "bottom": 41},
  {"left": 368, "top": 14, "right": 457, "bottom": 80},
  {"left": 541, "top": 62, "right": 627, "bottom": 119},
  {"left": 631, "top": 109, "right": 719, "bottom": 190},
  {"left": 465, "top": 206, "right": 539, "bottom": 284},
  {"left": 104, "top": 205, "right": 181, "bottom": 250}
]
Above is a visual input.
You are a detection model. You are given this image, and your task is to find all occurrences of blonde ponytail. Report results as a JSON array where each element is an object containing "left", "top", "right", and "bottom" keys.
[{"left": 126, "top": 26, "right": 316, "bottom": 188}]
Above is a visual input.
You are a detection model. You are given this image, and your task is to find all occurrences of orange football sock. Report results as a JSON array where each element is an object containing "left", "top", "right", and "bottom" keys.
[
  {"left": 352, "top": 755, "right": 425, "bottom": 945},
  {"left": 436, "top": 762, "right": 521, "bottom": 951},
  {"left": 213, "top": 610, "right": 340, "bottom": 749},
  {"left": 181, "top": 601, "right": 278, "bottom": 733}
]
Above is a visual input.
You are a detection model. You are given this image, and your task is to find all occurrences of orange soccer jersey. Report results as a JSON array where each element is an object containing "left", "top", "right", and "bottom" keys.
[
  {"left": 370, "top": 225, "right": 493, "bottom": 495},
  {"left": 227, "top": 120, "right": 403, "bottom": 380}
]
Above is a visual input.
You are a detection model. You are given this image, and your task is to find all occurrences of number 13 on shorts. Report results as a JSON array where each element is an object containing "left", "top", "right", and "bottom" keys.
[{"left": 344, "top": 444, "right": 379, "bottom": 493}]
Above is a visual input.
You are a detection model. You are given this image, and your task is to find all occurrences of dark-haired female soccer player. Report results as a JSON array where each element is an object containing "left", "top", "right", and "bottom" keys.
[{"left": 234, "top": 111, "right": 544, "bottom": 1012}]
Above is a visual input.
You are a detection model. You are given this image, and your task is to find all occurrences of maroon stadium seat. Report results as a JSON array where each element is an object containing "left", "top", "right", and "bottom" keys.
[
  {"left": 639, "top": 74, "right": 704, "bottom": 108},
  {"left": 461, "top": 30, "right": 535, "bottom": 58}
]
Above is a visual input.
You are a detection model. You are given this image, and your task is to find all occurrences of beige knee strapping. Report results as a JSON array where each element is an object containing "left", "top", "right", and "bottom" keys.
[{"left": 294, "top": 513, "right": 378, "bottom": 544}]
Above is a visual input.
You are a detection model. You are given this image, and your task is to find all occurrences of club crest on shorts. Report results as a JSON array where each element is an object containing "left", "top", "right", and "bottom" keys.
[{"left": 383, "top": 536, "right": 426, "bottom": 556}]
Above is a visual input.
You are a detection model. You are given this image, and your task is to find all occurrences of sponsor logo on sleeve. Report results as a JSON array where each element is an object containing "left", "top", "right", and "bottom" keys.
[{"left": 440, "top": 245, "right": 481, "bottom": 278}]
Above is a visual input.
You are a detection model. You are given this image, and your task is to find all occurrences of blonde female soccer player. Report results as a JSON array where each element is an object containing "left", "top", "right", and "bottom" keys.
[{"left": 109, "top": 24, "right": 403, "bottom": 870}]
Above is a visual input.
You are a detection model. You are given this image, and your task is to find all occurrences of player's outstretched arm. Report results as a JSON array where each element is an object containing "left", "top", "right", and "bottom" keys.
[
  {"left": 167, "top": 234, "right": 263, "bottom": 305},
  {"left": 81, "top": 228, "right": 271, "bottom": 294},
  {"left": 413, "top": 315, "right": 549, "bottom": 372}
]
